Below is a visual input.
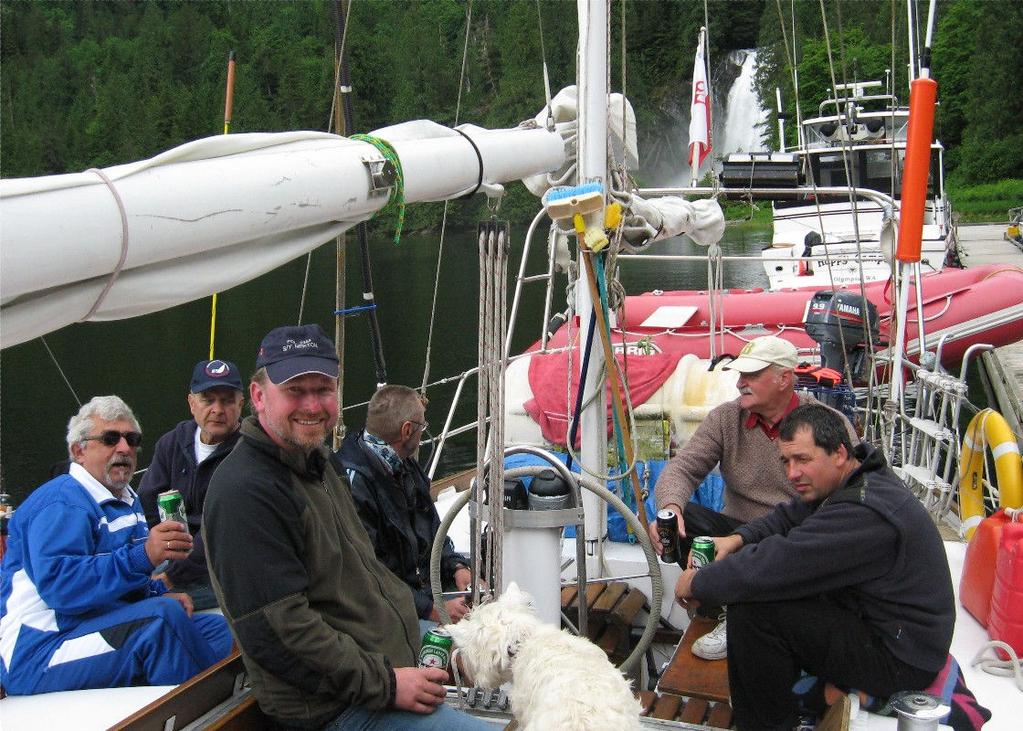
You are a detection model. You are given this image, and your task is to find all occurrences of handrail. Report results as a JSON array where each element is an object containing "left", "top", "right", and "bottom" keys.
[
  {"left": 817, "top": 94, "right": 901, "bottom": 116},
  {"left": 425, "top": 345, "right": 575, "bottom": 479},
  {"left": 505, "top": 208, "right": 555, "bottom": 354},
  {"left": 637, "top": 185, "right": 897, "bottom": 211}
]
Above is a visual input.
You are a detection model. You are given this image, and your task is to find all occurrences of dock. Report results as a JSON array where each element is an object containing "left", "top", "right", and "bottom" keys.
[{"left": 957, "top": 223, "right": 1023, "bottom": 437}]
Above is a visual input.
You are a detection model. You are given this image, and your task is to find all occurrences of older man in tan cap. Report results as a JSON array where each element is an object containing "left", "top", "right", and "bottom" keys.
[{"left": 648, "top": 335, "right": 855, "bottom": 659}]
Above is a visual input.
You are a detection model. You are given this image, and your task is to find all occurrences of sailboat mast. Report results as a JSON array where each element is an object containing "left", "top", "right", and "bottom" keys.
[
  {"left": 889, "top": 0, "right": 939, "bottom": 430},
  {"left": 905, "top": 0, "right": 918, "bottom": 81},
  {"left": 576, "top": 0, "right": 609, "bottom": 577}
]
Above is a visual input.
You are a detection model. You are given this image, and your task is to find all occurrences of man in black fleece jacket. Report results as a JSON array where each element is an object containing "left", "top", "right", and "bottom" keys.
[
  {"left": 204, "top": 324, "right": 489, "bottom": 731},
  {"left": 675, "top": 404, "right": 954, "bottom": 731}
]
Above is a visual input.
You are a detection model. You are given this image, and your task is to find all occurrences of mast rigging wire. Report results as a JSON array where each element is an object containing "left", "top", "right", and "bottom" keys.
[{"left": 421, "top": 0, "right": 475, "bottom": 396}]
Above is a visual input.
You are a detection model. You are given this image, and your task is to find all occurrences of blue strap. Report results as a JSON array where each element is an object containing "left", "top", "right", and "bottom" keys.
[{"left": 334, "top": 304, "right": 378, "bottom": 316}]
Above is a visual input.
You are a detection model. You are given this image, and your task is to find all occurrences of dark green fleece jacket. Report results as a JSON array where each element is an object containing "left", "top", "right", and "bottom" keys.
[{"left": 203, "top": 417, "right": 420, "bottom": 728}]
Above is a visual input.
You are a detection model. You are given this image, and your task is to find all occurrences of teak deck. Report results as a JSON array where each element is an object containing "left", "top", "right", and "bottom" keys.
[{"left": 657, "top": 615, "right": 730, "bottom": 703}]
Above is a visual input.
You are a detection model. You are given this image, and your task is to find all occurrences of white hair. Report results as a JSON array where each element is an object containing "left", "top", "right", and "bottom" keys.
[{"left": 66, "top": 395, "right": 141, "bottom": 455}]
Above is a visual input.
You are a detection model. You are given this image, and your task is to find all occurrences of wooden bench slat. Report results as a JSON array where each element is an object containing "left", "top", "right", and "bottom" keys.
[
  {"left": 596, "top": 623, "right": 624, "bottom": 655},
  {"left": 581, "top": 582, "right": 607, "bottom": 608},
  {"left": 650, "top": 693, "right": 683, "bottom": 720},
  {"left": 591, "top": 582, "right": 628, "bottom": 614},
  {"left": 706, "top": 701, "right": 734, "bottom": 729},
  {"left": 679, "top": 697, "right": 709, "bottom": 724},
  {"left": 635, "top": 690, "right": 657, "bottom": 716},
  {"left": 609, "top": 589, "right": 647, "bottom": 629},
  {"left": 656, "top": 616, "right": 730, "bottom": 702},
  {"left": 560, "top": 585, "right": 579, "bottom": 609},
  {"left": 817, "top": 693, "right": 852, "bottom": 731}
]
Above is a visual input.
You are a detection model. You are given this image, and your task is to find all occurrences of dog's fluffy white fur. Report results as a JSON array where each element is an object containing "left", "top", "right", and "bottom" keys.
[{"left": 446, "top": 582, "right": 642, "bottom": 730}]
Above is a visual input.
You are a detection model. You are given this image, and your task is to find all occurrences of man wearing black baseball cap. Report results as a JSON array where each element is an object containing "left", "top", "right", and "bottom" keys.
[
  {"left": 204, "top": 324, "right": 488, "bottom": 730},
  {"left": 139, "top": 358, "right": 245, "bottom": 610}
]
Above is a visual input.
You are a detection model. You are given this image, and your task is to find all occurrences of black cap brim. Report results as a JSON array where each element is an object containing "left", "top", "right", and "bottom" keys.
[{"left": 265, "top": 356, "right": 340, "bottom": 385}]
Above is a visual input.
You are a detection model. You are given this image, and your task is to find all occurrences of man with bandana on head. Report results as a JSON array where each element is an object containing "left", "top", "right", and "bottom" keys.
[{"left": 0, "top": 396, "right": 232, "bottom": 695}]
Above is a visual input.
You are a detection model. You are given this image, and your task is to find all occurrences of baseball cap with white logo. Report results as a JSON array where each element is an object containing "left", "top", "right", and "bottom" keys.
[
  {"left": 190, "top": 359, "right": 243, "bottom": 393},
  {"left": 256, "top": 324, "right": 340, "bottom": 384},
  {"left": 724, "top": 336, "right": 798, "bottom": 373}
]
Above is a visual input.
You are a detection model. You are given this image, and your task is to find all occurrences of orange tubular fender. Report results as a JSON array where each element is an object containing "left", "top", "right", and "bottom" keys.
[
  {"left": 896, "top": 76, "right": 938, "bottom": 263},
  {"left": 960, "top": 409, "right": 1023, "bottom": 539}
]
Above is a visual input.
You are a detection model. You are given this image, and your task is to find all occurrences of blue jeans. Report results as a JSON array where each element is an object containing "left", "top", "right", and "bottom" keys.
[{"left": 324, "top": 702, "right": 498, "bottom": 730}]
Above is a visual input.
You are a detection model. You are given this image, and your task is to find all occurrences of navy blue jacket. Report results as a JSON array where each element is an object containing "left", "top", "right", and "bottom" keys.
[
  {"left": 331, "top": 431, "right": 465, "bottom": 620},
  {"left": 138, "top": 419, "right": 241, "bottom": 587},
  {"left": 692, "top": 444, "right": 955, "bottom": 674}
]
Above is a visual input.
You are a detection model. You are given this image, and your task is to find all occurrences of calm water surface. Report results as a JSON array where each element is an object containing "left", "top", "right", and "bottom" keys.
[{"left": 0, "top": 224, "right": 769, "bottom": 505}]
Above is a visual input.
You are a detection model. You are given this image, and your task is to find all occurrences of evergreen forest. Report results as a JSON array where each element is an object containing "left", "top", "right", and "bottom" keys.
[{"left": 2, "top": 0, "right": 1021, "bottom": 224}]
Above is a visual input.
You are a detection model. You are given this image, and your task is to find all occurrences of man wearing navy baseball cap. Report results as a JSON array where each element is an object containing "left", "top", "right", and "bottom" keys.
[
  {"left": 139, "top": 358, "right": 245, "bottom": 609},
  {"left": 204, "top": 324, "right": 490, "bottom": 730},
  {"left": 255, "top": 322, "right": 340, "bottom": 385}
]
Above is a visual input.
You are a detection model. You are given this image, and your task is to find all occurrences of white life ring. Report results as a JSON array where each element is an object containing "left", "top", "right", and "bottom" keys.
[{"left": 959, "top": 409, "right": 1023, "bottom": 539}]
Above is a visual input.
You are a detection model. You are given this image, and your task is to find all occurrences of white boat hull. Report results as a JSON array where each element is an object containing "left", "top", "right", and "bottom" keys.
[{"left": 767, "top": 200, "right": 950, "bottom": 290}]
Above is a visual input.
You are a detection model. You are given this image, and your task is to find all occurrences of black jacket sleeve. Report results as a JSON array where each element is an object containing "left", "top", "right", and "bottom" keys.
[
  {"left": 138, "top": 432, "right": 174, "bottom": 528},
  {"left": 165, "top": 528, "right": 208, "bottom": 587},
  {"left": 348, "top": 470, "right": 434, "bottom": 620}
]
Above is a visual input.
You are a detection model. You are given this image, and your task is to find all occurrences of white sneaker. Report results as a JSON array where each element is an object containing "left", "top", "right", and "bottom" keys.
[{"left": 691, "top": 617, "right": 727, "bottom": 660}]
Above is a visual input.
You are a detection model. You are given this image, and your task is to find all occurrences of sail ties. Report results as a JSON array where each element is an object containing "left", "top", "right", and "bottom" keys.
[
  {"left": 350, "top": 133, "right": 406, "bottom": 245},
  {"left": 81, "top": 167, "right": 131, "bottom": 323}
]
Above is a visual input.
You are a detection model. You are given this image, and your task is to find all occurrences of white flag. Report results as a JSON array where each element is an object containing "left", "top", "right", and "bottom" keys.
[{"left": 688, "top": 28, "right": 712, "bottom": 172}]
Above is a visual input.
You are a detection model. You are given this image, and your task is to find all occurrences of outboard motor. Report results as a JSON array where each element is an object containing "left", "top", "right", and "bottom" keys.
[{"left": 804, "top": 290, "right": 880, "bottom": 381}]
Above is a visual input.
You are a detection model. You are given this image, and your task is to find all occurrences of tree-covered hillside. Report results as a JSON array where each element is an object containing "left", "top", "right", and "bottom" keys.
[
  {"left": 753, "top": 0, "right": 1022, "bottom": 185},
  {"left": 2, "top": 0, "right": 1019, "bottom": 191}
]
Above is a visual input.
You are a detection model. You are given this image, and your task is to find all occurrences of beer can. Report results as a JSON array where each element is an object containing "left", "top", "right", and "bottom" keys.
[
  {"left": 418, "top": 627, "right": 453, "bottom": 670},
  {"left": 157, "top": 490, "right": 187, "bottom": 525},
  {"left": 691, "top": 536, "right": 716, "bottom": 569},
  {"left": 656, "top": 508, "right": 681, "bottom": 565}
]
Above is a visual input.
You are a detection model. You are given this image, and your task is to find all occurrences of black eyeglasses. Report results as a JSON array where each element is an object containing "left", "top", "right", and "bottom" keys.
[{"left": 82, "top": 430, "right": 143, "bottom": 448}]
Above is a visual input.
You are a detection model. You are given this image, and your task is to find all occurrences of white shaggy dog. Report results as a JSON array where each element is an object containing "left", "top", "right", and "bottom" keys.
[{"left": 446, "top": 582, "right": 642, "bottom": 730}]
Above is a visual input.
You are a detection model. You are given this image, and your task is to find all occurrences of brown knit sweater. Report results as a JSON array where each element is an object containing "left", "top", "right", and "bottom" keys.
[{"left": 655, "top": 392, "right": 853, "bottom": 523}]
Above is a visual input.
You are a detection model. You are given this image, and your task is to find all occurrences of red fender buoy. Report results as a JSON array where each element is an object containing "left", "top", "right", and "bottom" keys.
[{"left": 896, "top": 76, "right": 938, "bottom": 263}]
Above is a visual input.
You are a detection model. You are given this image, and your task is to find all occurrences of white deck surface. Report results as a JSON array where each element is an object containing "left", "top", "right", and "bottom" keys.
[{"left": 0, "top": 684, "right": 174, "bottom": 729}]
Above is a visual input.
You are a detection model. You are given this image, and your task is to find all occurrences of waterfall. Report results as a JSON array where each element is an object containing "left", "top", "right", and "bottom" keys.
[
  {"left": 719, "top": 49, "right": 769, "bottom": 157},
  {"left": 669, "top": 49, "right": 768, "bottom": 186}
]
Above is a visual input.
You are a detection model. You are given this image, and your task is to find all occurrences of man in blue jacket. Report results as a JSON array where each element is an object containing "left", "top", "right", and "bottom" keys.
[
  {"left": 332, "top": 384, "right": 475, "bottom": 631},
  {"left": 675, "top": 404, "right": 954, "bottom": 730},
  {"left": 139, "top": 359, "right": 244, "bottom": 609},
  {"left": 0, "top": 396, "right": 232, "bottom": 694}
]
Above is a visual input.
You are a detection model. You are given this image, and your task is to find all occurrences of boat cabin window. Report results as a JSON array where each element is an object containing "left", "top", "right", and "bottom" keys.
[{"left": 808, "top": 149, "right": 938, "bottom": 200}]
